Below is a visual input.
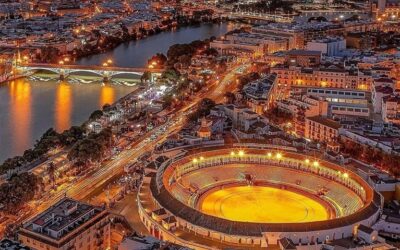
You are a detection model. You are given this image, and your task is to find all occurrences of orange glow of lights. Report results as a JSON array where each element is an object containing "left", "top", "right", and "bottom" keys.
[
  {"left": 99, "top": 85, "right": 115, "bottom": 108},
  {"left": 9, "top": 80, "right": 31, "bottom": 155},
  {"left": 55, "top": 83, "right": 72, "bottom": 131}
]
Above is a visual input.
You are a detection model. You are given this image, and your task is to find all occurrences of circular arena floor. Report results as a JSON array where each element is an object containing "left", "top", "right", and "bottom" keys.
[{"left": 198, "top": 185, "right": 330, "bottom": 223}]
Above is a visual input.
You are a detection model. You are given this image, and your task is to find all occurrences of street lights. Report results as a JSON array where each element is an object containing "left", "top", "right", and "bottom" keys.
[{"left": 103, "top": 59, "right": 113, "bottom": 67}]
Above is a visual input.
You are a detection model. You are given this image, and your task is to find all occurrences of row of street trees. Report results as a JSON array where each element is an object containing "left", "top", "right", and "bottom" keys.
[
  {"left": 67, "top": 128, "right": 113, "bottom": 168},
  {"left": 0, "top": 172, "right": 41, "bottom": 213},
  {"left": 340, "top": 139, "right": 400, "bottom": 177},
  {"left": 0, "top": 126, "right": 85, "bottom": 175}
]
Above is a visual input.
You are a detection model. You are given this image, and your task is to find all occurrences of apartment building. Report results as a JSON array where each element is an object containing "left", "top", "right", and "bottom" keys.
[
  {"left": 286, "top": 50, "right": 322, "bottom": 67},
  {"left": 18, "top": 198, "right": 110, "bottom": 250},
  {"left": 242, "top": 74, "right": 277, "bottom": 114},
  {"left": 382, "top": 95, "right": 400, "bottom": 124},
  {"left": 372, "top": 85, "right": 394, "bottom": 113},
  {"left": 251, "top": 24, "right": 305, "bottom": 50},
  {"left": 271, "top": 65, "right": 373, "bottom": 92},
  {"left": 305, "top": 116, "right": 341, "bottom": 143},
  {"left": 277, "top": 95, "right": 329, "bottom": 137},
  {"left": 306, "top": 87, "right": 370, "bottom": 118},
  {"left": 306, "top": 37, "right": 346, "bottom": 57}
]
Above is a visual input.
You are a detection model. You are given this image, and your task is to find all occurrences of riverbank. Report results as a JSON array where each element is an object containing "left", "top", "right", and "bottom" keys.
[
  {"left": 0, "top": 22, "right": 231, "bottom": 162},
  {"left": 0, "top": 74, "right": 25, "bottom": 85},
  {"left": 71, "top": 17, "right": 228, "bottom": 64}
]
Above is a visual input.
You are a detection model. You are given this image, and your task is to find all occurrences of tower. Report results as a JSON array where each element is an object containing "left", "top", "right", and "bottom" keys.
[{"left": 378, "top": 0, "right": 386, "bottom": 12}]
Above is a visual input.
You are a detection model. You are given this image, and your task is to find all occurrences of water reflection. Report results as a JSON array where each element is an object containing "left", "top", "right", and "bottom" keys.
[
  {"left": 9, "top": 80, "right": 32, "bottom": 155},
  {"left": 0, "top": 23, "right": 231, "bottom": 162},
  {"left": 0, "top": 79, "right": 134, "bottom": 162},
  {"left": 99, "top": 84, "right": 115, "bottom": 107},
  {"left": 55, "top": 82, "right": 72, "bottom": 132}
]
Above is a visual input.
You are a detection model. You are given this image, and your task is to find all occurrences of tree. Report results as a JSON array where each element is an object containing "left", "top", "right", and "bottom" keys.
[
  {"left": 47, "top": 162, "right": 56, "bottom": 188},
  {"left": 189, "top": 98, "right": 216, "bottom": 121},
  {"left": 161, "top": 68, "right": 180, "bottom": 83},
  {"left": 0, "top": 172, "right": 41, "bottom": 213},
  {"left": 141, "top": 71, "right": 152, "bottom": 83},
  {"left": 148, "top": 53, "right": 167, "bottom": 68},
  {"left": 224, "top": 92, "right": 236, "bottom": 104},
  {"left": 238, "top": 72, "right": 261, "bottom": 89},
  {"left": 89, "top": 110, "right": 103, "bottom": 120},
  {"left": 102, "top": 103, "right": 112, "bottom": 112},
  {"left": 67, "top": 128, "right": 113, "bottom": 166}
]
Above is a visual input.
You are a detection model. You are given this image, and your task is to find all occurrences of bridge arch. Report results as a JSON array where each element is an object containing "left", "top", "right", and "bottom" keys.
[
  {"left": 65, "top": 70, "right": 105, "bottom": 79},
  {"left": 109, "top": 72, "right": 143, "bottom": 78},
  {"left": 24, "top": 67, "right": 60, "bottom": 75}
]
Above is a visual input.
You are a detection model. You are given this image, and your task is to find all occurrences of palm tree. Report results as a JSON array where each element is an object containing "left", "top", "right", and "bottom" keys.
[{"left": 47, "top": 162, "right": 56, "bottom": 189}]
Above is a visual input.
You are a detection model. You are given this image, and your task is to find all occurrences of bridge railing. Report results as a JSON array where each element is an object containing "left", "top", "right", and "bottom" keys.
[{"left": 18, "top": 63, "right": 163, "bottom": 73}]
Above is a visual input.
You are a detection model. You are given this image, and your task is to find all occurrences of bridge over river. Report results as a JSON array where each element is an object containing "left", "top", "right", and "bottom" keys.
[{"left": 16, "top": 63, "right": 163, "bottom": 83}]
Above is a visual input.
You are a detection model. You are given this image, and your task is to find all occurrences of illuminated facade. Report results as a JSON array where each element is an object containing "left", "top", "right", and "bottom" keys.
[
  {"left": 18, "top": 198, "right": 110, "bottom": 250},
  {"left": 138, "top": 147, "right": 382, "bottom": 249}
]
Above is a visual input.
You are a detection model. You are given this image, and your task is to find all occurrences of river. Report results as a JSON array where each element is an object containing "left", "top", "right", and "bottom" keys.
[{"left": 0, "top": 22, "right": 232, "bottom": 162}]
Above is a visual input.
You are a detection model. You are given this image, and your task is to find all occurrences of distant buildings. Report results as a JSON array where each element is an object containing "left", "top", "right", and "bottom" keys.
[
  {"left": 306, "top": 37, "right": 346, "bottom": 57},
  {"left": 18, "top": 198, "right": 110, "bottom": 250}
]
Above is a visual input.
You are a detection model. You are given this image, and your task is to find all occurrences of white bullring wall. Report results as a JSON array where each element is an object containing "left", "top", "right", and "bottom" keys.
[{"left": 138, "top": 148, "right": 382, "bottom": 248}]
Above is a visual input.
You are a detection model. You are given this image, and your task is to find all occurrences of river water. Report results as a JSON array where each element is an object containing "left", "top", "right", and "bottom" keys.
[{"left": 0, "top": 23, "right": 231, "bottom": 162}]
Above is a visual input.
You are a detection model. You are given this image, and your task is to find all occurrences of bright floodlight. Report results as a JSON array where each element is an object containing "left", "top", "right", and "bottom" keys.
[
  {"left": 192, "top": 158, "right": 198, "bottom": 163},
  {"left": 276, "top": 153, "right": 282, "bottom": 159},
  {"left": 238, "top": 150, "right": 244, "bottom": 156},
  {"left": 230, "top": 151, "right": 235, "bottom": 156},
  {"left": 305, "top": 159, "right": 310, "bottom": 164},
  {"left": 313, "top": 161, "right": 319, "bottom": 167},
  {"left": 343, "top": 173, "right": 349, "bottom": 178}
]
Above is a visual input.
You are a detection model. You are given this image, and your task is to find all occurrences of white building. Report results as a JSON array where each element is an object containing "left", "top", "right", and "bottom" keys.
[{"left": 306, "top": 37, "right": 346, "bottom": 57}]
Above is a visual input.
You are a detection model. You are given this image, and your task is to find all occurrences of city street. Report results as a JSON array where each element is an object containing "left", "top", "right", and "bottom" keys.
[{"left": 25, "top": 63, "right": 248, "bottom": 226}]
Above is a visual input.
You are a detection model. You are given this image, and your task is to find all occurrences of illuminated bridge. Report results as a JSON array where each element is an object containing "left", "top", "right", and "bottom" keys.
[{"left": 16, "top": 63, "right": 163, "bottom": 83}]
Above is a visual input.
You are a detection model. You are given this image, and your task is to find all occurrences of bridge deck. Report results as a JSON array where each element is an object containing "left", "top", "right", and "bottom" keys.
[{"left": 19, "top": 63, "right": 163, "bottom": 73}]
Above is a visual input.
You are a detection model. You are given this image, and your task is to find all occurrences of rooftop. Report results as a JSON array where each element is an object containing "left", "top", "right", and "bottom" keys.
[
  {"left": 307, "top": 116, "right": 341, "bottom": 129},
  {"left": 287, "top": 50, "right": 322, "bottom": 56},
  {"left": 23, "top": 198, "right": 104, "bottom": 240},
  {"left": 0, "top": 239, "right": 30, "bottom": 250}
]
